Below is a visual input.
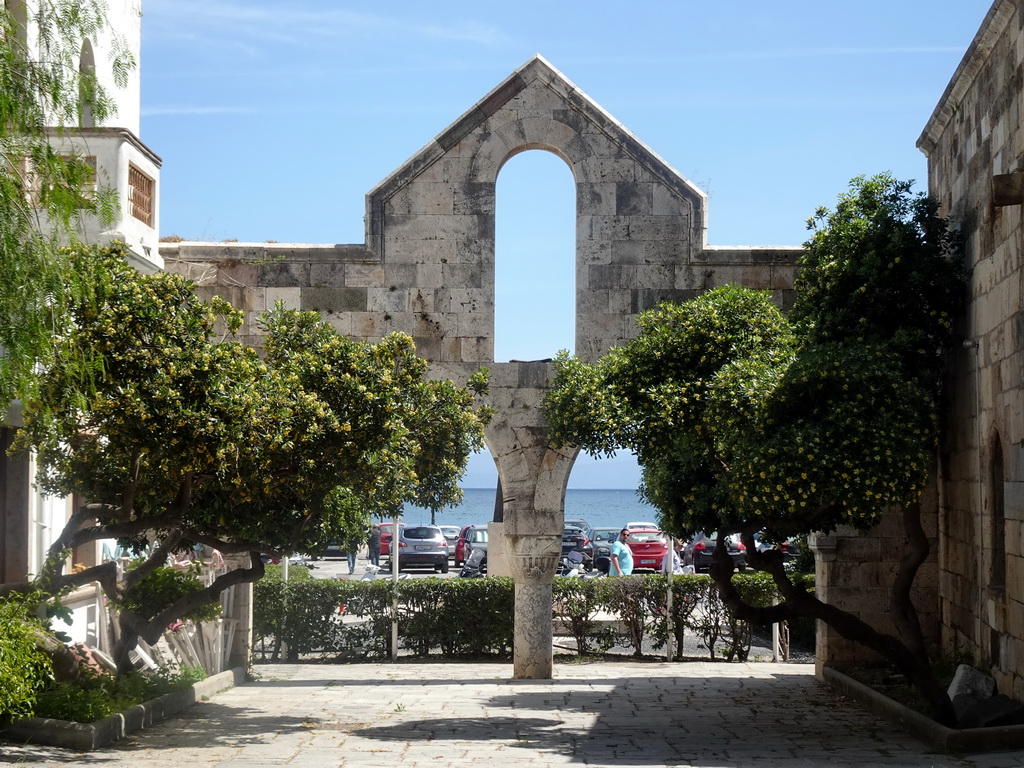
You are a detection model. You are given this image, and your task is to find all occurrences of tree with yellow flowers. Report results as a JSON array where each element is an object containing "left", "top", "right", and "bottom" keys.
[
  {"left": 544, "top": 174, "right": 963, "bottom": 724},
  {"left": 5, "top": 243, "right": 489, "bottom": 671}
]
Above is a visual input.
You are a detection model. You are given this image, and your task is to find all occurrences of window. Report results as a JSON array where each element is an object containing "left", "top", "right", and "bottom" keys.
[
  {"left": 18, "top": 154, "right": 96, "bottom": 208},
  {"left": 128, "top": 164, "right": 153, "bottom": 226}
]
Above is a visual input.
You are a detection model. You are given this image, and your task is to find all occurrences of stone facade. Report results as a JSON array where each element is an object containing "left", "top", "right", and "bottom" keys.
[
  {"left": 161, "top": 56, "right": 800, "bottom": 677},
  {"left": 918, "top": 0, "right": 1024, "bottom": 701}
]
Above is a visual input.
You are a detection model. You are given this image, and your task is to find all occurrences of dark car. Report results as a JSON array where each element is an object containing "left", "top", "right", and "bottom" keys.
[
  {"left": 561, "top": 525, "right": 593, "bottom": 566},
  {"left": 395, "top": 525, "right": 449, "bottom": 573},
  {"left": 588, "top": 527, "right": 620, "bottom": 563},
  {"left": 684, "top": 531, "right": 746, "bottom": 572}
]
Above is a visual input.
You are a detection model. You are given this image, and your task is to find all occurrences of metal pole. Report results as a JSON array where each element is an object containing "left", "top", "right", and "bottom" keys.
[
  {"left": 772, "top": 600, "right": 780, "bottom": 662},
  {"left": 663, "top": 540, "right": 671, "bottom": 663},
  {"left": 391, "top": 514, "right": 400, "bottom": 661}
]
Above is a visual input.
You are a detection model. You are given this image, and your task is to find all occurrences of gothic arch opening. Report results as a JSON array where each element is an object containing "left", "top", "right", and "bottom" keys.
[{"left": 494, "top": 149, "right": 574, "bottom": 362}]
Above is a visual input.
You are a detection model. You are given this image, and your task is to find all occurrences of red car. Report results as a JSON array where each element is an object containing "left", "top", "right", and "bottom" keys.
[
  {"left": 454, "top": 524, "right": 475, "bottom": 566},
  {"left": 626, "top": 529, "right": 669, "bottom": 572},
  {"left": 376, "top": 521, "right": 405, "bottom": 557}
]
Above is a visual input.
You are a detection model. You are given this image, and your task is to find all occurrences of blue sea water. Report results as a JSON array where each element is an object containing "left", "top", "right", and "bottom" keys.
[{"left": 401, "top": 487, "right": 660, "bottom": 532}]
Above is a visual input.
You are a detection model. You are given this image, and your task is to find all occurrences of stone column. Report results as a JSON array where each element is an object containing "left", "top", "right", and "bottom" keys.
[
  {"left": 480, "top": 361, "right": 578, "bottom": 679},
  {"left": 508, "top": 531, "right": 561, "bottom": 678}
]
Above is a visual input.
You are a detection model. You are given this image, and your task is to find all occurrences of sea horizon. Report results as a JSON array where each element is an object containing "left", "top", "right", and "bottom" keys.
[{"left": 402, "top": 487, "right": 659, "bottom": 532}]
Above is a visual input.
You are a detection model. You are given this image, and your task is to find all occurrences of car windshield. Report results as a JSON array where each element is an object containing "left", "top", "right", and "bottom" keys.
[
  {"left": 562, "top": 527, "right": 584, "bottom": 538},
  {"left": 405, "top": 527, "right": 440, "bottom": 540},
  {"left": 469, "top": 529, "right": 488, "bottom": 543},
  {"left": 593, "top": 530, "right": 617, "bottom": 543}
]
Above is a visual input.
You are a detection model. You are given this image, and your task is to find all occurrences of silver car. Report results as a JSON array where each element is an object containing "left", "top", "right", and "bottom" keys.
[
  {"left": 395, "top": 525, "right": 450, "bottom": 573},
  {"left": 463, "top": 525, "right": 488, "bottom": 563}
]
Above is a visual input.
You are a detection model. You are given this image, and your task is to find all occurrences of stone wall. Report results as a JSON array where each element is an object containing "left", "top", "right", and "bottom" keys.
[
  {"left": 160, "top": 55, "right": 801, "bottom": 678},
  {"left": 918, "top": 0, "right": 1024, "bottom": 701},
  {"left": 811, "top": 492, "right": 941, "bottom": 673}
]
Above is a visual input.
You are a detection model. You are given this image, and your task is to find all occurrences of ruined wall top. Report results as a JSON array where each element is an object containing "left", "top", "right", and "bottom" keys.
[{"left": 163, "top": 55, "right": 798, "bottom": 365}]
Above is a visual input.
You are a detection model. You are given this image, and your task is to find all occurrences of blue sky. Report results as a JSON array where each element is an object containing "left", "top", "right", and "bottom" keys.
[{"left": 138, "top": 0, "right": 992, "bottom": 488}]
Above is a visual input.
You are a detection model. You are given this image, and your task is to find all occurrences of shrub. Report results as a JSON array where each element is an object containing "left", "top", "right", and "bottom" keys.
[
  {"left": 253, "top": 572, "right": 814, "bottom": 661},
  {"left": 0, "top": 593, "right": 54, "bottom": 720},
  {"left": 33, "top": 665, "right": 207, "bottom": 723}
]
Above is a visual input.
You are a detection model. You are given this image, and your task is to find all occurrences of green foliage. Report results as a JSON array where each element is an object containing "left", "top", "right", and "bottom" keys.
[
  {"left": 253, "top": 576, "right": 515, "bottom": 660},
  {"left": 32, "top": 666, "right": 207, "bottom": 723},
  {"left": 732, "top": 343, "right": 938, "bottom": 532},
  {"left": 553, "top": 577, "right": 616, "bottom": 654},
  {"left": 545, "top": 173, "right": 963, "bottom": 543},
  {"left": 11, "top": 245, "right": 488, "bottom": 660},
  {"left": 0, "top": 593, "right": 54, "bottom": 720},
  {"left": 119, "top": 562, "right": 222, "bottom": 624},
  {"left": 546, "top": 285, "right": 796, "bottom": 536},
  {"left": 794, "top": 174, "right": 963, "bottom": 393},
  {"left": 261, "top": 564, "right": 313, "bottom": 582},
  {"left": 0, "top": 1, "right": 134, "bottom": 406}
]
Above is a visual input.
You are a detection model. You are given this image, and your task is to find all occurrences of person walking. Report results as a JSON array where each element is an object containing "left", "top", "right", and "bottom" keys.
[
  {"left": 662, "top": 538, "right": 684, "bottom": 575},
  {"left": 609, "top": 528, "right": 634, "bottom": 576},
  {"left": 345, "top": 539, "right": 359, "bottom": 575},
  {"left": 367, "top": 525, "right": 381, "bottom": 567}
]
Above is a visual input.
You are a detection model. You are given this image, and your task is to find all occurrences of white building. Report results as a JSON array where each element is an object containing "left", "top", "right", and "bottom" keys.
[{"left": 1, "top": 0, "right": 161, "bottom": 641}]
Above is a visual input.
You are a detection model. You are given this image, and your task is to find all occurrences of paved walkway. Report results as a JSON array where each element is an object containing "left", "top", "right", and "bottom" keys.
[{"left": 4, "top": 661, "right": 1024, "bottom": 767}]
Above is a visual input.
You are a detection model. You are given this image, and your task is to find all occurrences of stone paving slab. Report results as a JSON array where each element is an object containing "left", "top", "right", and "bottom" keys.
[{"left": 3, "top": 661, "right": 1024, "bottom": 767}]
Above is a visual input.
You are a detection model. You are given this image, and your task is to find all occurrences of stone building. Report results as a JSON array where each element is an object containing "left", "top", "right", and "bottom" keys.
[
  {"left": 160, "top": 55, "right": 801, "bottom": 676},
  {"left": 918, "top": 0, "right": 1024, "bottom": 702}
]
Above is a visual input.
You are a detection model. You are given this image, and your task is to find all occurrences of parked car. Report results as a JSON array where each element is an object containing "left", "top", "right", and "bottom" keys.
[
  {"left": 319, "top": 542, "right": 344, "bottom": 559},
  {"left": 454, "top": 524, "right": 475, "bottom": 566},
  {"left": 753, "top": 532, "right": 801, "bottom": 563},
  {"left": 438, "top": 525, "right": 461, "bottom": 558},
  {"left": 588, "top": 527, "right": 620, "bottom": 562},
  {"left": 462, "top": 525, "right": 489, "bottom": 565},
  {"left": 376, "top": 521, "right": 405, "bottom": 557},
  {"left": 564, "top": 518, "right": 591, "bottom": 533},
  {"left": 684, "top": 531, "right": 746, "bottom": 572},
  {"left": 561, "top": 525, "right": 593, "bottom": 566},
  {"left": 394, "top": 525, "right": 449, "bottom": 573},
  {"left": 625, "top": 521, "right": 658, "bottom": 531},
  {"left": 625, "top": 529, "right": 669, "bottom": 571}
]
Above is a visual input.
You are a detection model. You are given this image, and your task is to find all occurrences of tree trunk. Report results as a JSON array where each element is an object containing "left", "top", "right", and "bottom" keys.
[{"left": 717, "top": 540, "right": 956, "bottom": 727}]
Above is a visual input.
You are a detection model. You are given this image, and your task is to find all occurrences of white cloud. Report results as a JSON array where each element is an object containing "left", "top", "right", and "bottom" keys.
[{"left": 144, "top": 0, "right": 511, "bottom": 50}]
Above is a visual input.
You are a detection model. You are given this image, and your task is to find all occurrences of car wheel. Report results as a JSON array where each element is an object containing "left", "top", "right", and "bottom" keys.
[
  {"left": 440, "top": 562, "right": 449, "bottom": 574},
  {"left": 455, "top": 559, "right": 463, "bottom": 567}
]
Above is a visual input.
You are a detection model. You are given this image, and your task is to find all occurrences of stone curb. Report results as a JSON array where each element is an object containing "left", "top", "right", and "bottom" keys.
[
  {"left": 823, "top": 666, "right": 1024, "bottom": 754},
  {"left": 0, "top": 667, "right": 245, "bottom": 751}
]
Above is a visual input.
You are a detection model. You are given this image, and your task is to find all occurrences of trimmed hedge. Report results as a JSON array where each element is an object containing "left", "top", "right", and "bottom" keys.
[{"left": 254, "top": 571, "right": 815, "bottom": 662}]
